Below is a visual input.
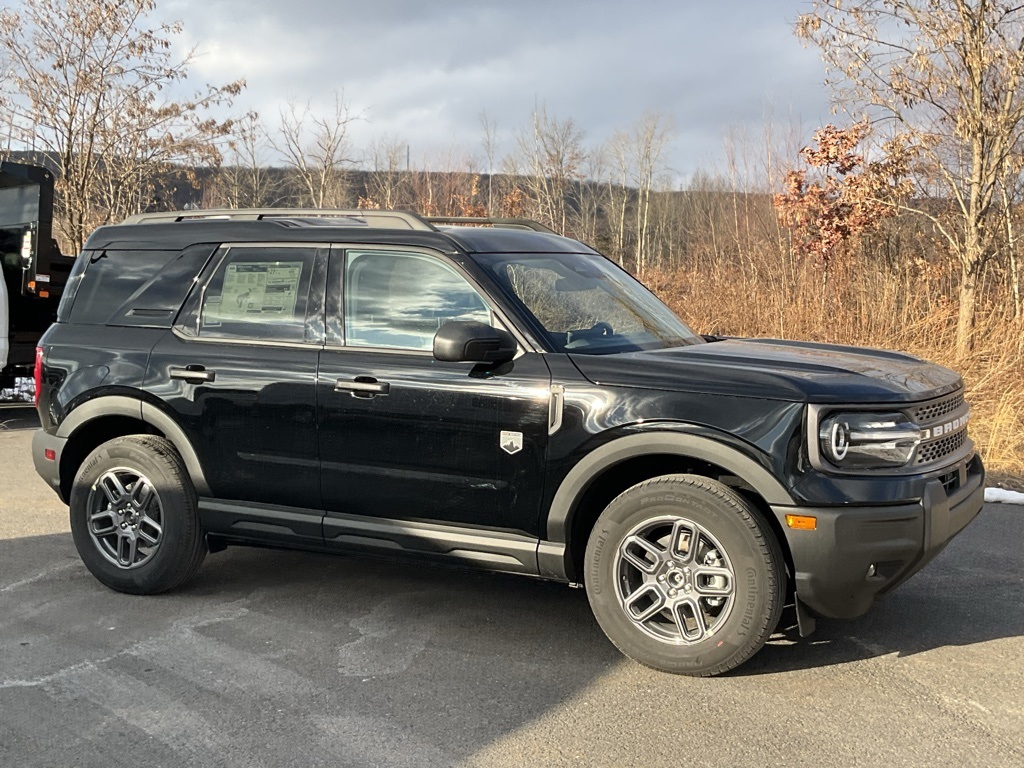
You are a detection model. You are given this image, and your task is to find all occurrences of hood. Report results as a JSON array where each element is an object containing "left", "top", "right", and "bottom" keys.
[{"left": 569, "top": 338, "right": 963, "bottom": 404}]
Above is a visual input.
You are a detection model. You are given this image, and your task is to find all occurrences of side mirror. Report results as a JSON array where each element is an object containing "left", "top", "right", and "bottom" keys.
[{"left": 433, "top": 320, "right": 517, "bottom": 365}]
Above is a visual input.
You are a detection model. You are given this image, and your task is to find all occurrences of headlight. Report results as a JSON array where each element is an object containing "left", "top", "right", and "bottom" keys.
[{"left": 818, "top": 412, "right": 922, "bottom": 468}]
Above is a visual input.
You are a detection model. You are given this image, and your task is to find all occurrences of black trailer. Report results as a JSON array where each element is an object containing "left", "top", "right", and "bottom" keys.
[{"left": 1, "top": 161, "right": 73, "bottom": 388}]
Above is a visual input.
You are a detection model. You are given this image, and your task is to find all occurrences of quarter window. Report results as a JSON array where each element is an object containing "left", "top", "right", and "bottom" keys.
[
  {"left": 66, "top": 249, "right": 179, "bottom": 325},
  {"left": 344, "top": 250, "right": 491, "bottom": 350}
]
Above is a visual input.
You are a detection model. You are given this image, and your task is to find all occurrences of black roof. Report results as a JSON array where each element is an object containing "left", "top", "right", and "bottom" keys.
[
  {"left": 434, "top": 225, "right": 598, "bottom": 254},
  {"left": 83, "top": 217, "right": 597, "bottom": 255}
]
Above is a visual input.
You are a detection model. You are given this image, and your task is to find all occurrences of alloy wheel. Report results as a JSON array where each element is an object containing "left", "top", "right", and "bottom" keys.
[
  {"left": 614, "top": 515, "right": 736, "bottom": 644},
  {"left": 86, "top": 467, "right": 164, "bottom": 570}
]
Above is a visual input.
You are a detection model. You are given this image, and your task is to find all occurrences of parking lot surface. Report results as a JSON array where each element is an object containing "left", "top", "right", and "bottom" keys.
[{"left": 2, "top": 403, "right": 1023, "bottom": 767}]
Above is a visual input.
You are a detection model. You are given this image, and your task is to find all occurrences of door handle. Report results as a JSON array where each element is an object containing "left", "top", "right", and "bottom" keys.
[
  {"left": 334, "top": 377, "right": 390, "bottom": 398},
  {"left": 170, "top": 365, "right": 216, "bottom": 383}
]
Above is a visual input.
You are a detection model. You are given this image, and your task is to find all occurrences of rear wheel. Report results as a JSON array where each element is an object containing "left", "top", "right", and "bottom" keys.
[
  {"left": 69, "top": 435, "right": 206, "bottom": 594},
  {"left": 584, "top": 474, "right": 784, "bottom": 676}
]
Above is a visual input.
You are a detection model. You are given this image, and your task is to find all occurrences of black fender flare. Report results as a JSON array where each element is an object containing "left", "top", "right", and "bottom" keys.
[
  {"left": 56, "top": 395, "right": 211, "bottom": 496},
  {"left": 538, "top": 432, "right": 794, "bottom": 579}
]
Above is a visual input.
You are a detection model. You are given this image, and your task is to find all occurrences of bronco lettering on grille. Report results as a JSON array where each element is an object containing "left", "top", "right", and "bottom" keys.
[{"left": 921, "top": 412, "right": 969, "bottom": 440}]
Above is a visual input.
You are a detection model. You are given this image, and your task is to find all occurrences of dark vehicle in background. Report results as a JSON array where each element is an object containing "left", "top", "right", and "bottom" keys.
[
  {"left": 0, "top": 162, "right": 73, "bottom": 389},
  {"left": 30, "top": 209, "right": 984, "bottom": 676}
]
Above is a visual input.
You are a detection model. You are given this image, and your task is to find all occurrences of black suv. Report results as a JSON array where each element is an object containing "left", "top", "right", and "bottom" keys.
[{"left": 32, "top": 210, "right": 984, "bottom": 676}]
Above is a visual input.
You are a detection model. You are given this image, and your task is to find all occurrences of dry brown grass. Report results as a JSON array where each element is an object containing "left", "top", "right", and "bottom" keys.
[{"left": 646, "top": 259, "right": 1024, "bottom": 476}]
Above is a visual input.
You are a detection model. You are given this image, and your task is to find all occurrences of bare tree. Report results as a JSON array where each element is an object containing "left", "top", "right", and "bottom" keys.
[
  {"left": 678, "top": 170, "right": 730, "bottom": 270},
  {"left": 606, "top": 130, "right": 632, "bottom": 265},
  {"left": 512, "top": 103, "right": 586, "bottom": 234},
  {"left": 204, "top": 114, "right": 283, "bottom": 209},
  {"left": 0, "top": 0, "right": 244, "bottom": 251},
  {"left": 628, "top": 112, "right": 673, "bottom": 275},
  {"left": 362, "top": 135, "right": 409, "bottom": 209},
  {"left": 273, "top": 93, "right": 357, "bottom": 208},
  {"left": 577, "top": 142, "right": 609, "bottom": 248},
  {"left": 407, "top": 147, "right": 483, "bottom": 217},
  {"left": 1002, "top": 182, "right": 1023, "bottom": 322},
  {"left": 479, "top": 112, "right": 499, "bottom": 215},
  {"left": 604, "top": 113, "right": 673, "bottom": 272},
  {"left": 797, "top": 0, "right": 1024, "bottom": 354}
]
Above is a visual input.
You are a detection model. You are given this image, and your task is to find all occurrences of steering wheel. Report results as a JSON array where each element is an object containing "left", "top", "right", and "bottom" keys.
[{"left": 590, "top": 321, "right": 614, "bottom": 336}]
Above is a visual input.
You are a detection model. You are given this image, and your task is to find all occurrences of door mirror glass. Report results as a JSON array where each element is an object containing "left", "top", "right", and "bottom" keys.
[{"left": 433, "top": 320, "right": 517, "bottom": 364}]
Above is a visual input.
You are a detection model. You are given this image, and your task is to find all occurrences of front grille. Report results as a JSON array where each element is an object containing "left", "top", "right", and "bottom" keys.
[
  {"left": 916, "top": 430, "right": 966, "bottom": 465},
  {"left": 809, "top": 388, "right": 972, "bottom": 475},
  {"left": 912, "top": 392, "right": 964, "bottom": 423},
  {"left": 906, "top": 389, "right": 970, "bottom": 469}
]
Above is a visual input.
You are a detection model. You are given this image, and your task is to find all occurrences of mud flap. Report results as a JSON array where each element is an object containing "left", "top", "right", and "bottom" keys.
[{"left": 794, "top": 595, "right": 817, "bottom": 637}]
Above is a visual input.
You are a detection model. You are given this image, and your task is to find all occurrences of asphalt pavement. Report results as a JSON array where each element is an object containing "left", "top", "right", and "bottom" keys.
[{"left": 1, "top": 403, "right": 1022, "bottom": 767}]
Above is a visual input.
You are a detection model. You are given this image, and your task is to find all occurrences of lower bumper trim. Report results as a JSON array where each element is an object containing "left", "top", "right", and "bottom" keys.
[
  {"left": 32, "top": 429, "right": 67, "bottom": 503},
  {"left": 774, "top": 454, "right": 984, "bottom": 620}
]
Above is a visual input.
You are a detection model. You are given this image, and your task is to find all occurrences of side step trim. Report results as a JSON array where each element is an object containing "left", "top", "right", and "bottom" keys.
[
  {"left": 323, "top": 512, "right": 540, "bottom": 575},
  {"left": 198, "top": 498, "right": 562, "bottom": 578}
]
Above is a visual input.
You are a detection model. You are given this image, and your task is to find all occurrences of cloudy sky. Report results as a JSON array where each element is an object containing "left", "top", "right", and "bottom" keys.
[{"left": 160, "top": 0, "right": 835, "bottom": 180}]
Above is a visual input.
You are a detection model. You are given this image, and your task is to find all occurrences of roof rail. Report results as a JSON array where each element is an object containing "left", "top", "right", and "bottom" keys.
[
  {"left": 119, "top": 208, "right": 435, "bottom": 231},
  {"left": 424, "top": 216, "right": 556, "bottom": 234}
]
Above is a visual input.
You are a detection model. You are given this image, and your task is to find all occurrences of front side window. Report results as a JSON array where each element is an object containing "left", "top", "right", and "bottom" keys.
[
  {"left": 474, "top": 252, "right": 703, "bottom": 354},
  {"left": 196, "top": 246, "right": 319, "bottom": 342},
  {"left": 344, "top": 250, "right": 491, "bottom": 350}
]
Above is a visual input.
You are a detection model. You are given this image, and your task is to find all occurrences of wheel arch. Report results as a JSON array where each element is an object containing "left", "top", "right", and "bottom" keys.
[
  {"left": 56, "top": 395, "right": 211, "bottom": 499},
  {"left": 541, "top": 432, "right": 796, "bottom": 583}
]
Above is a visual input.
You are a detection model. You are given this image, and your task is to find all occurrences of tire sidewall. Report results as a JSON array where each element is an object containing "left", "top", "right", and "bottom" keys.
[
  {"left": 70, "top": 437, "right": 197, "bottom": 594},
  {"left": 585, "top": 478, "right": 779, "bottom": 675}
]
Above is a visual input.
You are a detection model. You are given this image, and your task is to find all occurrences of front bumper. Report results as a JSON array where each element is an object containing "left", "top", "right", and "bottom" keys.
[
  {"left": 773, "top": 453, "right": 985, "bottom": 620},
  {"left": 33, "top": 428, "right": 68, "bottom": 503}
]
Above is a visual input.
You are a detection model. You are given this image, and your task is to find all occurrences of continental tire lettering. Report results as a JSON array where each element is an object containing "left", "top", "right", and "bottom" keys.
[
  {"left": 737, "top": 567, "right": 758, "bottom": 638},
  {"left": 80, "top": 451, "right": 104, "bottom": 480},
  {"left": 589, "top": 529, "right": 608, "bottom": 594}
]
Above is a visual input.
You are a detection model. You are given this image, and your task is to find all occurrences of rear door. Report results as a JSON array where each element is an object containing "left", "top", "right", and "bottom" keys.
[{"left": 146, "top": 243, "right": 327, "bottom": 533}]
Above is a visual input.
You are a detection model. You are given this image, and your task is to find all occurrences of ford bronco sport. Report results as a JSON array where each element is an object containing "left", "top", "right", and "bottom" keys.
[{"left": 32, "top": 210, "right": 984, "bottom": 676}]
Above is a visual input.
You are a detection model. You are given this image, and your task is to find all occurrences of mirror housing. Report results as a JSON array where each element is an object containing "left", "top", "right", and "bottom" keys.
[{"left": 433, "top": 320, "right": 517, "bottom": 365}]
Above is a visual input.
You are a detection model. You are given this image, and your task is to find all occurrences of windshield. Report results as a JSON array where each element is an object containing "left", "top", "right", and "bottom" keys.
[{"left": 474, "top": 252, "right": 703, "bottom": 354}]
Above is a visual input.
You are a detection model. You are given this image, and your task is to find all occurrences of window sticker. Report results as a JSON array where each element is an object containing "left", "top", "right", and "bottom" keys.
[{"left": 208, "top": 261, "right": 303, "bottom": 322}]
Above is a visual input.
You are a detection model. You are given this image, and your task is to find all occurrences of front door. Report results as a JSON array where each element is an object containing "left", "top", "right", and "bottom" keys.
[{"left": 317, "top": 247, "right": 552, "bottom": 539}]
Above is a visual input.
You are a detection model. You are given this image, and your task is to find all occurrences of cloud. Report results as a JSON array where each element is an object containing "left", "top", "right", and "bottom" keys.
[{"left": 159, "top": 0, "right": 832, "bottom": 178}]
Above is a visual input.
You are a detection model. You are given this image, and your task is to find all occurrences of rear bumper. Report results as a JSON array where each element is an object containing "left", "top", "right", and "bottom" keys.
[
  {"left": 773, "top": 453, "right": 985, "bottom": 619},
  {"left": 32, "top": 428, "right": 68, "bottom": 503}
]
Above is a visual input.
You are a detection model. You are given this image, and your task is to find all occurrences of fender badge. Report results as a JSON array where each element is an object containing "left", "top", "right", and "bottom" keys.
[{"left": 500, "top": 431, "right": 523, "bottom": 455}]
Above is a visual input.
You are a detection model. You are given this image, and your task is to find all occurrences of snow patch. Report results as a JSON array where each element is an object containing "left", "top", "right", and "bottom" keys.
[{"left": 985, "top": 487, "right": 1024, "bottom": 505}]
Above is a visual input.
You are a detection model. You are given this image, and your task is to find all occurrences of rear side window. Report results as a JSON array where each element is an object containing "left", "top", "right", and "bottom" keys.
[
  {"left": 67, "top": 250, "right": 179, "bottom": 325},
  {"left": 193, "top": 245, "right": 321, "bottom": 343}
]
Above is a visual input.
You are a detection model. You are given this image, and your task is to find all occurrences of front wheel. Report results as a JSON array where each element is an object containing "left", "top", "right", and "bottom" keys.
[
  {"left": 69, "top": 435, "right": 206, "bottom": 594},
  {"left": 584, "top": 474, "right": 785, "bottom": 676}
]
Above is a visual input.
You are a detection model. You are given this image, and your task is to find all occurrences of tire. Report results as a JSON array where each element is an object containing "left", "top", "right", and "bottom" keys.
[
  {"left": 69, "top": 435, "right": 206, "bottom": 594},
  {"left": 584, "top": 474, "right": 785, "bottom": 676}
]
